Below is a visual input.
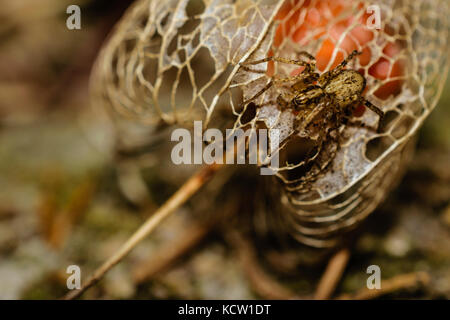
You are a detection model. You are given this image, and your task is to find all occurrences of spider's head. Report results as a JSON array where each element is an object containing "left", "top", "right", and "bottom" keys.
[
  {"left": 324, "top": 70, "right": 366, "bottom": 108},
  {"left": 292, "top": 86, "right": 323, "bottom": 109}
]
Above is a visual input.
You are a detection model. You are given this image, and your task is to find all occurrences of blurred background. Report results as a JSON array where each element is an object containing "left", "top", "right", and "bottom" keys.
[{"left": 0, "top": 0, "right": 449, "bottom": 299}]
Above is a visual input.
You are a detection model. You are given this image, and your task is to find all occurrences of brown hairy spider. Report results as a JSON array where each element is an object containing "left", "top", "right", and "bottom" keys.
[{"left": 240, "top": 50, "right": 385, "bottom": 187}]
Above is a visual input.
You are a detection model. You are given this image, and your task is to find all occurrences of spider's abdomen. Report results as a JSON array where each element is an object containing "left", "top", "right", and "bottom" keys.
[{"left": 324, "top": 70, "right": 365, "bottom": 108}]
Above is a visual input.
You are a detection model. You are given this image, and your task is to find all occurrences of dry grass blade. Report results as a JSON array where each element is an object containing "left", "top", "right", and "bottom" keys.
[
  {"left": 314, "top": 248, "right": 351, "bottom": 299},
  {"left": 228, "top": 231, "right": 299, "bottom": 300},
  {"left": 337, "top": 272, "right": 430, "bottom": 300},
  {"left": 63, "top": 162, "right": 222, "bottom": 300},
  {"left": 133, "top": 221, "right": 214, "bottom": 284}
]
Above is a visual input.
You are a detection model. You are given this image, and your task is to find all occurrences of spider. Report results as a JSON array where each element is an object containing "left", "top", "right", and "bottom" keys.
[{"left": 239, "top": 50, "right": 385, "bottom": 188}]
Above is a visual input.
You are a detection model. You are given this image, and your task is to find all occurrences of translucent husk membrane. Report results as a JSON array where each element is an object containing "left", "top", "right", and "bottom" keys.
[{"left": 91, "top": 0, "right": 449, "bottom": 247}]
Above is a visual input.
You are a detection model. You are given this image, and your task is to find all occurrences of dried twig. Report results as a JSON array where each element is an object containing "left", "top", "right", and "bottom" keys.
[
  {"left": 63, "top": 162, "right": 222, "bottom": 300},
  {"left": 228, "top": 231, "right": 299, "bottom": 300},
  {"left": 314, "top": 248, "right": 351, "bottom": 300},
  {"left": 133, "top": 221, "right": 215, "bottom": 284},
  {"left": 337, "top": 271, "right": 430, "bottom": 300}
]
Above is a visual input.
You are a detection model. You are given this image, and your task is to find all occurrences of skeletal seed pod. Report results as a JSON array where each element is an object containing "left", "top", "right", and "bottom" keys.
[{"left": 92, "top": 0, "right": 449, "bottom": 248}]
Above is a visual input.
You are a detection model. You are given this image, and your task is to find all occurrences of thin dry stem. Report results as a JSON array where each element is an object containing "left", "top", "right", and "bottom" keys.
[
  {"left": 228, "top": 231, "right": 299, "bottom": 300},
  {"left": 63, "top": 162, "right": 222, "bottom": 300},
  {"left": 133, "top": 221, "right": 214, "bottom": 284},
  {"left": 314, "top": 248, "right": 351, "bottom": 300},
  {"left": 337, "top": 271, "right": 430, "bottom": 300}
]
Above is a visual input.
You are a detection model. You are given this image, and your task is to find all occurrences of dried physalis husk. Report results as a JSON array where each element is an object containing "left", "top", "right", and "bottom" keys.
[{"left": 92, "top": 0, "right": 449, "bottom": 247}]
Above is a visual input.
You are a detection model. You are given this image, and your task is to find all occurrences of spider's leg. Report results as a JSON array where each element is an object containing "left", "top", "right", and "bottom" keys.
[
  {"left": 255, "top": 99, "right": 281, "bottom": 111},
  {"left": 239, "top": 56, "right": 274, "bottom": 66},
  {"left": 343, "top": 118, "right": 378, "bottom": 133},
  {"left": 297, "top": 51, "right": 316, "bottom": 61},
  {"left": 306, "top": 125, "right": 340, "bottom": 180},
  {"left": 277, "top": 94, "right": 290, "bottom": 111},
  {"left": 295, "top": 97, "right": 336, "bottom": 173},
  {"left": 291, "top": 72, "right": 320, "bottom": 92},
  {"left": 239, "top": 65, "right": 266, "bottom": 74},
  {"left": 241, "top": 80, "right": 273, "bottom": 106},
  {"left": 251, "top": 96, "right": 289, "bottom": 110},
  {"left": 295, "top": 96, "right": 330, "bottom": 133},
  {"left": 238, "top": 57, "right": 274, "bottom": 74},
  {"left": 288, "top": 124, "right": 341, "bottom": 193},
  {"left": 320, "top": 126, "right": 341, "bottom": 171},
  {"left": 361, "top": 98, "right": 384, "bottom": 132},
  {"left": 308, "top": 104, "right": 343, "bottom": 172},
  {"left": 336, "top": 50, "right": 361, "bottom": 70},
  {"left": 241, "top": 56, "right": 312, "bottom": 67},
  {"left": 240, "top": 56, "right": 316, "bottom": 87},
  {"left": 303, "top": 103, "right": 336, "bottom": 164},
  {"left": 318, "top": 50, "right": 361, "bottom": 85},
  {"left": 303, "top": 129, "right": 326, "bottom": 165},
  {"left": 241, "top": 56, "right": 319, "bottom": 90},
  {"left": 270, "top": 57, "right": 315, "bottom": 69},
  {"left": 318, "top": 71, "right": 332, "bottom": 87},
  {"left": 273, "top": 69, "right": 313, "bottom": 84}
]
